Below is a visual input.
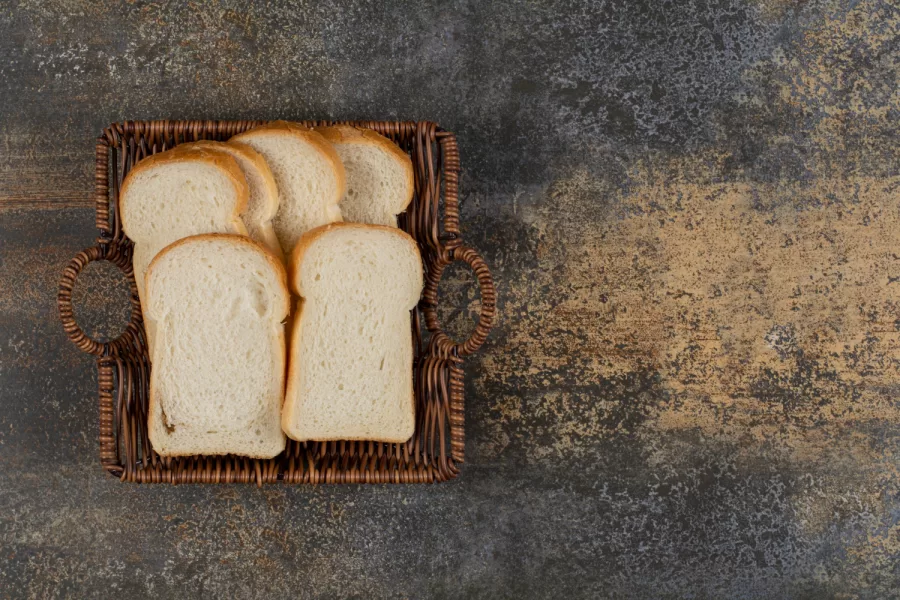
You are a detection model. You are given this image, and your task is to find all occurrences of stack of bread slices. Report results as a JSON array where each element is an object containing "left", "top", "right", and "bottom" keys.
[{"left": 120, "top": 122, "right": 423, "bottom": 458}]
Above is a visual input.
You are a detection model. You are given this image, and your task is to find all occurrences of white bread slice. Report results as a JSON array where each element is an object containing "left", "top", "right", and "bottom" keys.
[
  {"left": 120, "top": 145, "right": 249, "bottom": 354},
  {"left": 231, "top": 121, "right": 345, "bottom": 256},
  {"left": 184, "top": 140, "right": 284, "bottom": 262},
  {"left": 283, "top": 223, "right": 423, "bottom": 442},
  {"left": 145, "top": 234, "right": 289, "bottom": 458},
  {"left": 315, "top": 126, "right": 414, "bottom": 227}
]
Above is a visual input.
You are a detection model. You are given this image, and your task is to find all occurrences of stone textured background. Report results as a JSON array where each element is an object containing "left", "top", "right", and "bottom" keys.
[{"left": 1, "top": 1, "right": 898, "bottom": 598}]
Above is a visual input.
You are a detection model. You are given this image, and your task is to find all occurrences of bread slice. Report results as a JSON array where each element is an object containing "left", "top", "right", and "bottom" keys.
[
  {"left": 231, "top": 121, "right": 345, "bottom": 255},
  {"left": 183, "top": 140, "right": 284, "bottom": 262},
  {"left": 315, "top": 126, "right": 414, "bottom": 227},
  {"left": 120, "top": 145, "right": 249, "bottom": 353},
  {"left": 282, "top": 223, "right": 422, "bottom": 442},
  {"left": 145, "top": 234, "right": 289, "bottom": 457},
  {"left": 282, "top": 223, "right": 423, "bottom": 442}
]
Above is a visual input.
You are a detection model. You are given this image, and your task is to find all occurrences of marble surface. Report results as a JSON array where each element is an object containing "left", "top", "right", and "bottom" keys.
[{"left": 1, "top": 1, "right": 898, "bottom": 598}]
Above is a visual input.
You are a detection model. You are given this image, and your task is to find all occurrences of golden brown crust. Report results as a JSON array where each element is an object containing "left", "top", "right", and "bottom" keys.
[
  {"left": 235, "top": 119, "right": 312, "bottom": 136},
  {"left": 150, "top": 448, "right": 283, "bottom": 459},
  {"left": 314, "top": 125, "right": 415, "bottom": 215},
  {"left": 282, "top": 295, "right": 304, "bottom": 438},
  {"left": 231, "top": 120, "right": 347, "bottom": 205},
  {"left": 145, "top": 233, "right": 290, "bottom": 458},
  {"left": 119, "top": 144, "right": 250, "bottom": 237}
]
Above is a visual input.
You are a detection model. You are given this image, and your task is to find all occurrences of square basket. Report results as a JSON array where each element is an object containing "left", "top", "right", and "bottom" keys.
[{"left": 58, "top": 120, "right": 495, "bottom": 484}]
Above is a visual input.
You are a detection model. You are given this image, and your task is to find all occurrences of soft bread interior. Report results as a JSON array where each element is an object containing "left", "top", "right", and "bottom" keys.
[
  {"left": 283, "top": 224, "right": 423, "bottom": 442},
  {"left": 120, "top": 150, "right": 248, "bottom": 354},
  {"left": 318, "top": 127, "right": 413, "bottom": 227},
  {"left": 233, "top": 124, "right": 344, "bottom": 256},
  {"left": 145, "top": 235, "right": 288, "bottom": 457},
  {"left": 186, "top": 141, "right": 283, "bottom": 261}
]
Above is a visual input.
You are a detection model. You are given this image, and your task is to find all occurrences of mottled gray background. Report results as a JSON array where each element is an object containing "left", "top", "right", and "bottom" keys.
[{"left": 1, "top": 1, "right": 899, "bottom": 598}]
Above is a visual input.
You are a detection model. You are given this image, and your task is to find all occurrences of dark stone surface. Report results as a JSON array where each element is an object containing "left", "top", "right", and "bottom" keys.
[{"left": 1, "top": 1, "right": 898, "bottom": 598}]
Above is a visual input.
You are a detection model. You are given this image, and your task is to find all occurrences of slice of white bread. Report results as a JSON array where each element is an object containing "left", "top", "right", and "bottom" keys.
[
  {"left": 232, "top": 121, "right": 345, "bottom": 256},
  {"left": 183, "top": 140, "right": 284, "bottom": 262},
  {"left": 145, "top": 234, "right": 289, "bottom": 457},
  {"left": 120, "top": 145, "right": 249, "bottom": 354},
  {"left": 315, "top": 125, "right": 414, "bottom": 227},
  {"left": 283, "top": 223, "right": 423, "bottom": 442}
]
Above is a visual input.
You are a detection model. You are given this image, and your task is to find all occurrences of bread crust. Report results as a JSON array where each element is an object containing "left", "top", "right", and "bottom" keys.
[
  {"left": 314, "top": 125, "right": 415, "bottom": 216},
  {"left": 145, "top": 233, "right": 290, "bottom": 457},
  {"left": 283, "top": 223, "right": 422, "bottom": 442},
  {"left": 231, "top": 120, "right": 347, "bottom": 224}
]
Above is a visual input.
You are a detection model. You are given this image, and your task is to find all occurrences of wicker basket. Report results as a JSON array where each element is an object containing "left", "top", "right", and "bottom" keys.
[{"left": 57, "top": 120, "right": 495, "bottom": 484}]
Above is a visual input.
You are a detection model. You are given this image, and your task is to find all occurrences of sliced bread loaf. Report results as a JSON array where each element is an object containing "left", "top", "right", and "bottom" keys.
[
  {"left": 183, "top": 140, "right": 284, "bottom": 262},
  {"left": 145, "top": 234, "right": 289, "bottom": 457},
  {"left": 232, "top": 121, "right": 345, "bottom": 256},
  {"left": 120, "top": 145, "right": 249, "bottom": 353},
  {"left": 282, "top": 223, "right": 423, "bottom": 442},
  {"left": 315, "top": 125, "right": 414, "bottom": 227}
]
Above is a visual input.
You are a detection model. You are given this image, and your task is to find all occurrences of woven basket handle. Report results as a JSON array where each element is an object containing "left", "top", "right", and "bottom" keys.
[
  {"left": 422, "top": 246, "right": 496, "bottom": 357},
  {"left": 58, "top": 243, "right": 143, "bottom": 356}
]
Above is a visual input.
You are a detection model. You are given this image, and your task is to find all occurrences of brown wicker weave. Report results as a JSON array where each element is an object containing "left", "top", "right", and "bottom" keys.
[{"left": 57, "top": 120, "right": 495, "bottom": 484}]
